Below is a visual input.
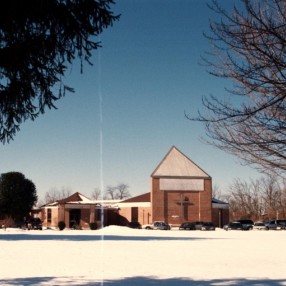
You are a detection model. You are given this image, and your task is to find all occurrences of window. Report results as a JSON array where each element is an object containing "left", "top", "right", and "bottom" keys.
[{"left": 47, "top": 208, "right": 52, "bottom": 223}]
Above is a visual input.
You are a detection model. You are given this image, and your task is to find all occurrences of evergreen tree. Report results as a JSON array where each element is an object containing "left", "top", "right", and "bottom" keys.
[
  {"left": 0, "top": 0, "right": 119, "bottom": 143},
  {"left": 0, "top": 172, "right": 37, "bottom": 220}
]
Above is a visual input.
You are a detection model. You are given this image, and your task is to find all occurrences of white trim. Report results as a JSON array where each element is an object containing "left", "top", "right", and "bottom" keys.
[{"left": 113, "top": 202, "right": 151, "bottom": 208}]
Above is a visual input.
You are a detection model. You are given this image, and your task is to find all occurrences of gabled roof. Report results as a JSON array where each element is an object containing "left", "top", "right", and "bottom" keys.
[
  {"left": 57, "top": 192, "right": 93, "bottom": 204},
  {"left": 120, "top": 192, "right": 150, "bottom": 203},
  {"left": 112, "top": 192, "right": 151, "bottom": 208},
  {"left": 151, "top": 146, "right": 210, "bottom": 178}
]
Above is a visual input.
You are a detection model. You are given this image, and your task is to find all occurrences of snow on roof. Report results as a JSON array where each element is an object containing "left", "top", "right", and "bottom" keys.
[
  {"left": 77, "top": 193, "right": 93, "bottom": 203},
  {"left": 56, "top": 192, "right": 92, "bottom": 204},
  {"left": 120, "top": 193, "right": 150, "bottom": 203},
  {"left": 42, "top": 192, "right": 120, "bottom": 207},
  {"left": 151, "top": 146, "right": 210, "bottom": 178},
  {"left": 91, "top": 199, "right": 123, "bottom": 207},
  {"left": 112, "top": 202, "right": 151, "bottom": 208}
]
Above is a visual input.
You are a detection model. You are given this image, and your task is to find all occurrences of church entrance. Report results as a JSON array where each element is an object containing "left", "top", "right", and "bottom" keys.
[{"left": 69, "top": 209, "right": 81, "bottom": 228}]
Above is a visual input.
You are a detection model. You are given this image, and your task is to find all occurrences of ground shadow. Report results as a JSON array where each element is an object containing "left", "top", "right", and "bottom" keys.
[
  {"left": 0, "top": 233, "right": 221, "bottom": 242},
  {"left": 0, "top": 276, "right": 285, "bottom": 286}
]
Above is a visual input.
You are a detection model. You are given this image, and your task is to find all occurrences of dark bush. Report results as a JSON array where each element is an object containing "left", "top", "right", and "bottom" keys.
[
  {"left": 89, "top": 222, "right": 97, "bottom": 230},
  {"left": 58, "top": 221, "right": 66, "bottom": 231}
]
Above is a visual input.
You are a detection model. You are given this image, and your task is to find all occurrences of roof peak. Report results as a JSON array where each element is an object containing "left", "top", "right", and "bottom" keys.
[
  {"left": 57, "top": 192, "right": 92, "bottom": 204},
  {"left": 151, "top": 146, "right": 210, "bottom": 178}
]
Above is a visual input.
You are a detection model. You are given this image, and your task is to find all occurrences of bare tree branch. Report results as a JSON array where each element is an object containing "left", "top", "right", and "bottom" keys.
[
  {"left": 188, "top": 0, "right": 286, "bottom": 177},
  {"left": 225, "top": 176, "right": 286, "bottom": 221}
]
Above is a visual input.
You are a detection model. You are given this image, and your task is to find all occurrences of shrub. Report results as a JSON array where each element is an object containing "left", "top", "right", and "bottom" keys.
[
  {"left": 89, "top": 222, "right": 97, "bottom": 230},
  {"left": 58, "top": 221, "right": 66, "bottom": 231}
]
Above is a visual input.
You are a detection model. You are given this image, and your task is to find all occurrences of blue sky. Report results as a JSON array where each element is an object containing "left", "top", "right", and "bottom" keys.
[{"left": 0, "top": 0, "right": 260, "bottom": 202}]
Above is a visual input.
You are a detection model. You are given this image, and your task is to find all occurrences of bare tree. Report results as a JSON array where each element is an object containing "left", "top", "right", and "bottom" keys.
[
  {"left": 188, "top": 0, "right": 286, "bottom": 177},
  {"left": 91, "top": 188, "right": 102, "bottom": 200},
  {"left": 226, "top": 176, "right": 286, "bottom": 221},
  {"left": 44, "top": 186, "right": 72, "bottom": 204},
  {"left": 278, "top": 181, "right": 286, "bottom": 218},
  {"left": 228, "top": 179, "right": 256, "bottom": 220},
  {"left": 105, "top": 183, "right": 131, "bottom": 200},
  {"left": 115, "top": 183, "right": 131, "bottom": 200},
  {"left": 260, "top": 176, "right": 286, "bottom": 219},
  {"left": 212, "top": 183, "right": 224, "bottom": 200},
  {"left": 105, "top": 185, "right": 117, "bottom": 200}
]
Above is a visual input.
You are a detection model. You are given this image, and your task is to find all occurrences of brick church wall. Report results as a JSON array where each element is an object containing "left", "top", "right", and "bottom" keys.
[
  {"left": 151, "top": 178, "right": 164, "bottom": 221},
  {"left": 152, "top": 178, "right": 212, "bottom": 226}
]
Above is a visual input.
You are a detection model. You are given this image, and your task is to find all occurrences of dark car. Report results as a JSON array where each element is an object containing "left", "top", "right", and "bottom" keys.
[
  {"left": 192, "top": 221, "right": 205, "bottom": 230},
  {"left": 192, "top": 221, "right": 216, "bottom": 231},
  {"left": 179, "top": 221, "right": 215, "bottom": 231},
  {"left": 264, "top": 220, "right": 286, "bottom": 230},
  {"left": 223, "top": 221, "right": 243, "bottom": 231},
  {"left": 180, "top": 221, "right": 205, "bottom": 230},
  {"left": 12, "top": 220, "right": 26, "bottom": 229},
  {"left": 153, "top": 221, "right": 171, "bottom": 230},
  {"left": 201, "top": 222, "right": 215, "bottom": 231},
  {"left": 27, "top": 218, "right": 43, "bottom": 230},
  {"left": 179, "top": 222, "right": 196, "bottom": 230},
  {"left": 236, "top": 219, "right": 254, "bottom": 230},
  {"left": 129, "top": 221, "right": 142, "bottom": 229}
]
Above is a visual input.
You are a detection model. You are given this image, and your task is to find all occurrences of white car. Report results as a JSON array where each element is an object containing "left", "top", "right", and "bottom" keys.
[
  {"left": 253, "top": 221, "right": 267, "bottom": 230},
  {"left": 142, "top": 221, "right": 171, "bottom": 230}
]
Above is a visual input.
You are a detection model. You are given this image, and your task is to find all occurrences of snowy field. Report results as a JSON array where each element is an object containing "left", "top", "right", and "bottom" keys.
[{"left": 1, "top": 226, "right": 286, "bottom": 286}]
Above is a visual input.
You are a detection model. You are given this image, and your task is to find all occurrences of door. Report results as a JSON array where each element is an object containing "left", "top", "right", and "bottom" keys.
[{"left": 69, "top": 209, "right": 81, "bottom": 228}]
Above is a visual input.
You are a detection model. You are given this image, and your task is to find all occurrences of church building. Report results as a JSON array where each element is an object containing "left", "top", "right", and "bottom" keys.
[{"left": 38, "top": 146, "right": 229, "bottom": 229}]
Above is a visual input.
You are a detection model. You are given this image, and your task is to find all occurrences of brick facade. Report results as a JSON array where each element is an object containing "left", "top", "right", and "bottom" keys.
[{"left": 151, "top": 178, "right": 213, "bottom": 225}]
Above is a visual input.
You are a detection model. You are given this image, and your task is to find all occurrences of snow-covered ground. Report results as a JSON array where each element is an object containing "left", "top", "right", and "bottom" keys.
[{"left": 1, "top": 226, "right": 286, "bottom": 286}]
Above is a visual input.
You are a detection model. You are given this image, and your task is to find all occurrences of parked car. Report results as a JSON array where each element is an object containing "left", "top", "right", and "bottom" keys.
[
  {"left": 192, "top": 221, "right": 205, "bottom": 230},
  {"left": 201, "top": 222, "right": 215, "bottom": 231},
  {"left": 278, "top": 220, "right": 286, "bottom": 229},
  {"left": 143, "top": 221, "right": 171, "bottom": 230},
  {"left": 27, "top": 218, "right": 43, "bottom": 230},
  {"left": 179, "top": 221, "right": 204, "bottom": 230},
  {"left": 223, "top": 221, "right": 243, "bottom": 231},
  {"left": 253, "top": 221, "right": 267, "bottom": 230},
  {"left": 179, "top": 222, "right": 196, "bottom": 230},
  {"left": 13, "top": 220, "right": 26, "bottom": 229},
  {"left": 264, "top": 220, "right": 286, "bottom": 230},
  {"left": 129, "top": 221, "right": 142, "bottom": 229},
  {"left": 179, "top": 221, "right": 215, "bottom": 231},
  {"left": 236, "top": 219, "right": 254, "bottom": 230}
]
